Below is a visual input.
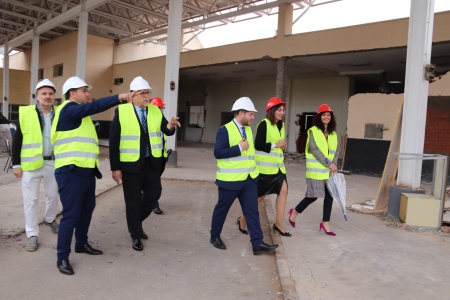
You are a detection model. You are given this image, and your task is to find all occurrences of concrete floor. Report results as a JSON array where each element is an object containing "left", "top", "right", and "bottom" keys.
[{"left": 1, "top": 141, "right": 450, "bottom": 300}]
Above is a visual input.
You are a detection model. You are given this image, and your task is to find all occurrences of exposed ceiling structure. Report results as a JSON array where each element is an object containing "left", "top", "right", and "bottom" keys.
[
  {"left": 1, "top": 0, "right": 449, "bottom": 95},
  {"left": 0, "top": 0, "right": 339, "bottom": 51}
]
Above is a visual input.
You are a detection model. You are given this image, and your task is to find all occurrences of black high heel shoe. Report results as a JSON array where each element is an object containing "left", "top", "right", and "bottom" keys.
[
  {"left": 273, "top": 224, "right": 292, "bottom": 237},
  {"left": 236, "top": 217, "right": 248, "bottom": 235}
]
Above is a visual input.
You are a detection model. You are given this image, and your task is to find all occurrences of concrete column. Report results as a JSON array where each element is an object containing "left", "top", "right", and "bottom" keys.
[
  {"left": 276, "top": 57, "right": 288, "bottom": 101},
  {"left": 76, "top": 11, "right": 88, "bottom": 79},
  {"left": 276, "top": 56, "right": 290, "bottom": 148},
  {"left": 163, "top": 0, "right": 183, "bottom": 166},
  {"left": 397, "top": 0, "right": 435, "bottom": 188},
  {"left": 30, "top": 28, "right": 39, "bottom": 104},
  {"left": 277, "top": 3, "right": 293, "bottom": 37},
  {"left": 2, "top": 44, "right": 10, "bottom": 119}
]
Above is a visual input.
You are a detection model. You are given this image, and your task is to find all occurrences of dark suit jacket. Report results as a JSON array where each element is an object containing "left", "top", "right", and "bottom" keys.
[
  {"left": 109, "top": 105, "right": 175, "bottom": 174},
  {"left": 214, "top": 121, "right": 258, "bottom": 190}
]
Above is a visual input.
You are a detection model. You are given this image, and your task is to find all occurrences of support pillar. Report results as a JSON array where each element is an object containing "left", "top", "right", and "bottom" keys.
[
  {"left": 276, "top": 56, "right": 290, "bottom": 150},
  {"left": 397, "top": 0, "right": 435, "bottom": 188},
  {"left": 277, "top": 3, "right": 293, "bottom": 37},
  {"left": 2, "top": 43, "right": 10, "bottom": 119},
  {"left": 76, "top": 11, "right": 88, "bottom": 79},
  {"left": 164, "top": 0, "right": 183, "bottom": 167},
  {"left": 30, "top": 28, "right": 39, "bottom": 104}
]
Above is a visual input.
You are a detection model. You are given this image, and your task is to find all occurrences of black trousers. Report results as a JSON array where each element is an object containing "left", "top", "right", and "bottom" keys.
[
  {"left": 295, "top": 185, "right": 333, "bottom": 222},
  {"left": 122, "top": 159, "right": 162, "bottom": 239}
]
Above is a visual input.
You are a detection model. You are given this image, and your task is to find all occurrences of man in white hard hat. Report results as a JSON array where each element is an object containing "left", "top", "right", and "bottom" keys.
[
  {"left": 11, "top": 79, "right": 60, "bottom": 252},
  {"left": 210, "top": 96, "right": 278, "bottom": 255},
  {"left": 109, "top": 76, "right": 180, "bottom": 251},
  {"left": 52, "top": 76, "right": 132, "bottom": 275}
]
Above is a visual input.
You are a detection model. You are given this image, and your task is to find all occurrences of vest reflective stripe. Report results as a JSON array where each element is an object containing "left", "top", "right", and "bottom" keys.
[
  {"left": 118, "top": 104, "right": 163, "bottom": 162},
  {"left": 22, "top": 143, "right": 41, "bottom": 149},
  {"left": 53, "top": 136, "right": 98, "bottom": 146},
  {"left": 19, "top": 106, "right": 44, "bottom": 171},
  {"left": 218, "top": 167, "right": 257, "bottom": 173},
  {"left": 216, "top": 121, "right": 259, "bottom": 181},
  {"left": 255, "top": 119, "right": 286, "bottom": 175},
  {"left": 51, "top": 101, "right": 99, "bottom": 169},
  {"left": 55, "top": 151, "right": 98, "bottom": 159},
  {"left": 305, "top": 126, "right": 338, "bottom": 180},
  {"left": 220, "top": 155, "right": 255, "bottom": 162}
]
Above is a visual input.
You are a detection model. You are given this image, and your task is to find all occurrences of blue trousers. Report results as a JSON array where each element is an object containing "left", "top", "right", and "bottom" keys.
[
  {"left": 56, "top": 171, "right": 96, "bottom": 260},
  {"left": 210, "top": 178, "right": 263, "bottom": 247}
]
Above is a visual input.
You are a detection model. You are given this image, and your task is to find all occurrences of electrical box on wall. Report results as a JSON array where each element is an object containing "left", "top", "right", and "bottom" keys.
[{"left": 113, "top": 78, "right": 123, "bottom": 85}]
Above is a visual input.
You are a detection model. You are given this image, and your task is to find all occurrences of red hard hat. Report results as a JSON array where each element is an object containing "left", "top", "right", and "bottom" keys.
[
  {"left": 317, "top": 104, "right": 333, "bottom": 114},
  {"left": 266, "top": 97, "right": 286, "bottom": 111},
  {"left": 151, "top": 97, "right": 165, "bottom": 108}
]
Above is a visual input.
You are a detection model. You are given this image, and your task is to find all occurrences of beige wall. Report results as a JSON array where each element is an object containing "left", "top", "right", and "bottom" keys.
[
  {"left": 9, "top": 51, "right": 30, "bottom": 71},
  {"left": 112, "top": 56, "right": 166, "bottom": 102},
  {"left": 0, "top": 69, "right": 31, "bottom": 105},
  {"left": 288, "top": 76, "right": 350, "bottom": 151},
  {"left": 114, "top": 31, "right": 203, "bottom": 64},
  {"left": 85, "top": 34, "right": 115, "bottom": 121},
  {"left": 347, "top": 94, "right": 403, "bottom": 140},
  {"left": 37, "top": 32, "right": 79, "bottom": 97},
  {"left": 429, "top": 73, "right": 450, "bottom": 96}
]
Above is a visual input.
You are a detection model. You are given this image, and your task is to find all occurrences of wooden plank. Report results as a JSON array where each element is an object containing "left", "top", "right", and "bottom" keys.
[{"left": 374, "top": 99, "right": 404, "bottom": 210}]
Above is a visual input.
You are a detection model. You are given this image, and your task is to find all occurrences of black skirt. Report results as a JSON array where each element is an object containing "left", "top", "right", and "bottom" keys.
[{"left": 257, "top": 170, "right": 287, "bottom": 197}]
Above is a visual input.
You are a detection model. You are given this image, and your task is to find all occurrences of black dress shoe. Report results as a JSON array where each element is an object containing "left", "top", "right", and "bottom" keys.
[
  {"left": 141, "top": 231, "right": 148, "bottom": 240},
  {"left": 253, "top": 242, "right": 279, "bottom": 255},
  {"left": 273, "top": 224, "right": 292, "bottom": 237},
  {"left": 74, "top": 243, "right": 103, "bottom": 255},
  {"left": 210, "top": 237, "right": 226, "bottom": 250},
  {"left": 236, "top": 217, "right": 248, "bottom": 235},
  {"left": 153, "top": 207, "right": 163, "bottom": 215},
  {"left": 132, "top": 238, "right": 143, "bottom": 251},
  {"left": 57, "top": 259, "right": 74, "bottom": 275}
]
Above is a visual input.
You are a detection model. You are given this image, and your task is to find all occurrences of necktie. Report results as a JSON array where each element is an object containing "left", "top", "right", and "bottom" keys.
[
  {"left": 140, "top": 109, "right": 148, "bottom": 133},
  {"left": 241, "top": 126, "right": 247, "bottom": 139},
  {"left": 140, "top": 109, "right": 150, "bottom": 157}
]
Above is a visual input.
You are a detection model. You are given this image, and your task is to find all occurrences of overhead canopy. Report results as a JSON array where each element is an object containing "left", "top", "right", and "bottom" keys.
[{"left": 0, "top": 0, "right": 339, "bottom": 54}]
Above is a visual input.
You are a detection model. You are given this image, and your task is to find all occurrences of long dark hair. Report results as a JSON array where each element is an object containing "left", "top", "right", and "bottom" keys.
[
  {"left": 312, "top": 112, "right": 336, "bottom": 133},
  {"left": 265, "top": 104, "right": 283, "bottom": 125}
]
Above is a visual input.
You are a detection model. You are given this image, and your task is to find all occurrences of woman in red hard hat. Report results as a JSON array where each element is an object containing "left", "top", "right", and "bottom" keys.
[
  {"left": 288, "top": 104, "right": 339, "bottom": 236},
  {"left": 238, "top": 97, "right": 291, "bottom": 237}
]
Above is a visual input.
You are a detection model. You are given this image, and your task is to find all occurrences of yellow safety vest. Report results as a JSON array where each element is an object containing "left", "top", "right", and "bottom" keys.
[
  {"left": 216, "top": 121, "right": 259, "bottom": 181},
  {"left": 305, "top": 126, "right": 338, "bottom": 180},
  {"left": 118, "top": 104, "right": 163, "bottom": 162},
  {"left": 51, "top": 100, "right": 99, "bottom": 169},
  {"left": 19, "top": 105, "right": 44, "bottom": 171},
  {"left": 255, "top": 118, "right": 286, "bottom": 175}
]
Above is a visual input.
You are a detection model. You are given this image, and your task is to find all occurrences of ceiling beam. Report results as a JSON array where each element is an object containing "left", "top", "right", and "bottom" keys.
[
  {"left": 0, "top": 17, "right": 63, "bottom": 36},
  {"left": 110, "top": 0, "right": 168, "bottom": 20},
  {"left": 119, "top": 0, "right": 301, "bottom": 45},
  {"left": 0, "top": 0, "right": 110, "bottom": 54}
]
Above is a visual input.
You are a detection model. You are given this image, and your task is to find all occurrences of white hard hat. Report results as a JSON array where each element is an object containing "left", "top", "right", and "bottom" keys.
[
  {"left": 231, "top": 97, "right": 258, "bottom": 112},
  {"left": 62, "top": 76, "right": 92, "bottom": 97},
  {"left": 35, "top": 79, "right": 56, "bottom": 94},
  {"left": 130, "top": 76, "right": 152, "bottom": 91}
]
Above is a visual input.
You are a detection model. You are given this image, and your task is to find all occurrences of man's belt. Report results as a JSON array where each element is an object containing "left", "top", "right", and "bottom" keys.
[{"left": 43, "top": 155, "right": 55, "bottom": 160}]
